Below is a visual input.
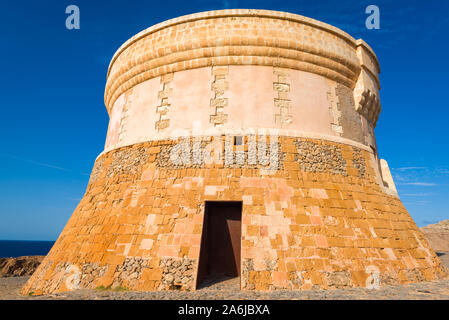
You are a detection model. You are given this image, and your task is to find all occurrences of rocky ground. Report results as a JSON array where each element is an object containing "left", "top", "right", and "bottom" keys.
[
  {"left": 1, "top": 220, "right": 449, "bottom": 300},
  {"left": 2, "top": 276, "right": 449, "bottom": 300},
  {"left": 0, "top": 256, "right": 44, "bottom": 278}
]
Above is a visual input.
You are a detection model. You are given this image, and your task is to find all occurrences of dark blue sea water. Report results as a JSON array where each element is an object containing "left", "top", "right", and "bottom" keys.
[{"left": 0, "top": 240, "right": 55, "bottom": 258}]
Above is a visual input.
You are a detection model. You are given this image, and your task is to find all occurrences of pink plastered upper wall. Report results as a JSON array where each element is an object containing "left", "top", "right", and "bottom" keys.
[
  {"left": 104, "top": 94, "right": 124, "bottom": 149},
  {"left": 104, "top": 65, "right": 353, "bottom": 151},
  {"left": 167, "top": 67, "right": 211, "bottom": 135},
  {"left": 226, "top": 66, "right": 276, "bottom": 131},
  {"left": 121, "top": 78, "right": 160, "bottom": 145},
  {"left": 288, "top": 70, "right": 334, "bottom": 135}
]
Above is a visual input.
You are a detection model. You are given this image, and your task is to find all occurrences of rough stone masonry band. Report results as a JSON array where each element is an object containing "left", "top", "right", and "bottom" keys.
[{"left": 23, "top": 9, "right": 447, "bottom": 295}]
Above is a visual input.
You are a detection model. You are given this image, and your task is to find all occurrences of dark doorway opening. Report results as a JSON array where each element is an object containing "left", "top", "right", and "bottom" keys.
[{"left": 196, "top": 201, "right": 242, "bottom": 289}]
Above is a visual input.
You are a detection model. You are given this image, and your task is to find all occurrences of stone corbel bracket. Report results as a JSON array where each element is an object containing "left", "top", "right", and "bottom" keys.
[
  {"left": 353, "top": 39, "right": 381, "bottom": 127},
  {"left": 357, "top": 89, "right": 381, "bottom": 125}
]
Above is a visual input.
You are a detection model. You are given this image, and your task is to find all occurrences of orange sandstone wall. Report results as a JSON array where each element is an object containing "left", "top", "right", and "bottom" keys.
[{"left": 22, "top": 137, "right": 447, "bottom": 294}]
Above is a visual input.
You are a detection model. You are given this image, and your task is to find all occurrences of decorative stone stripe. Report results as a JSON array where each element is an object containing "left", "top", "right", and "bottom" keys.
[
  {"left": 294, "top": 139, "right": 347, "bottom": 175},
  {"left": 158, "top": 257, "right": 195, "bottom": 290},
  {"left": 352, "top": 147, "right": 366, "bottom": 178},
  {"left": 155, "top": 73, "right": 174, "bottom": 132},
  {"left": 89, "top": 157, "right": 105, "bottom": 184},
  {"left": 210, "top": 66, "right": 229, "bottom": 127},
  {"left": 98, "top": 128, "right": 377, "bottom": 162},
  {"left": 273, "top": 68, "right": 292, "bottom": 126},
  {"left": 155, "top": 135, "right": 285, "bottom": 171},
  {"left": 118, "top": 89, "right": 133, "bottom": 143},
  {"left": 106, "top": 147, "right": 148, "bottom": 178},
  {"left": 327, "top": 86, "right": 343, "bottom": 136}
]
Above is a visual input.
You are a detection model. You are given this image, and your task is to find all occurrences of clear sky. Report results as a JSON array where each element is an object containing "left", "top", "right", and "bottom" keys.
[{"left": 1, "top": 0, "right": 448, "bottom": 240}]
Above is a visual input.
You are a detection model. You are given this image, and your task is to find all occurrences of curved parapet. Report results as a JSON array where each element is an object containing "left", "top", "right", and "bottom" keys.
[{"left": 102, "top": 10, "right": 382, "bottom": 159}]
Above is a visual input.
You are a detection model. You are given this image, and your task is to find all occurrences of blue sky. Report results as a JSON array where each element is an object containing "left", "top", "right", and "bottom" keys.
[{"left": 0, "top": 0, "right": 448, "bottom": 240}]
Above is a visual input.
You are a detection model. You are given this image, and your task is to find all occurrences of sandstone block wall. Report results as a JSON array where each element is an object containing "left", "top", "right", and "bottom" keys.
[
  {"left": 22, "top": 10, "right": 447, "bottom": 295},
  {"left": 22, "top": 137, "right": 447, "bottom": 294}
]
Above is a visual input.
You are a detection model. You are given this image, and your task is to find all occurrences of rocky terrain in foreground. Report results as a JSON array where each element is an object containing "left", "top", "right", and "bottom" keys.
[
  {"left": 1, "top": 220, "right": 449, "bottom": 299},
  {"left": 0, "top": 256, "right": 44, "bottom": 278},
  {"left": 1, "top": 276, "right": 449, "bottom": 300}
]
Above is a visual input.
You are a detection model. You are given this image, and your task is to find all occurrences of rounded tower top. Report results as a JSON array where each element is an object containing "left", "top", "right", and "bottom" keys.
[{"left": 103, "top": 9, "right": 382, "bottom": 154}]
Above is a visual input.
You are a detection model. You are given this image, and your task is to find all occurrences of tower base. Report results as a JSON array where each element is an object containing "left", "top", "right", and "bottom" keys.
[{"left": 22, "top": 136, "right": 448, "bottom": 295}]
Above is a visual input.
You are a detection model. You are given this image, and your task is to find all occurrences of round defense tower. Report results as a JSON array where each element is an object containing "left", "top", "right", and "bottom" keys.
[{"left": 23, "top": 9, "right": 447, "bottom": 294}]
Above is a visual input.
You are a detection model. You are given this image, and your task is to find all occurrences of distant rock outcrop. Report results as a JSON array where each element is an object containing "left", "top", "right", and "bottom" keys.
[
  {"left": 421, "top": 220, "right": 449, "bottom": 269},
  {"left": 421, "top": 220, "right": 449, "bottom": 251},
  {"left": 0, "top": 256, "right": 44, "bottom": 277}
]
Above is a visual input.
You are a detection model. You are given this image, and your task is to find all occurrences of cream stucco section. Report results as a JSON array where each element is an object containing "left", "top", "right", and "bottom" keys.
[
  {"left": 121, "top": 78, "right": 160, "bottom": 146},
  {"left": 226, "top": 65, "right": 276, "bottom": 130},
  {"left": 105, "top": 94, "right": 125, "bottom": 149},
  {"left": 168, "top": 67, "right": 211, "bottom": 135},
  {"left": 288, "top": 70, "right": 335, "bottom": 135},
  {"left": 103, "top": 65, "right": 371, "bottom": 153}
]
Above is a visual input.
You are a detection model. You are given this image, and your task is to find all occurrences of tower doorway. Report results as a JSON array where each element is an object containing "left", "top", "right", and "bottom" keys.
[{"left": 196, "top": 201, "right": 242, "bottom": 289}]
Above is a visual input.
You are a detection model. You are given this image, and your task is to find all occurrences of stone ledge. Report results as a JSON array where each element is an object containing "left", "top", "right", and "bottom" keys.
[
  {"left": 103, "top": 10, "right": 374, "bottom": 114},
  {"left": 96, "top": 129, "right": 376, "bottom": 162},
  {"left": 107, "top": 9, "right": 363, "bottom": 78}
]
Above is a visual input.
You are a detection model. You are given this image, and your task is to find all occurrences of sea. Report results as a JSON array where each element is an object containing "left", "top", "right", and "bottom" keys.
[{"left": 0, "top": 240, "right": 55, "bottom": 258}]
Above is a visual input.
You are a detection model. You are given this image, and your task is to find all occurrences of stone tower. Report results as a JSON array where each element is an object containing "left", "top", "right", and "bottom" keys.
[{"left": 23, "top": 10, "right": 447, "bottom": 294}]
